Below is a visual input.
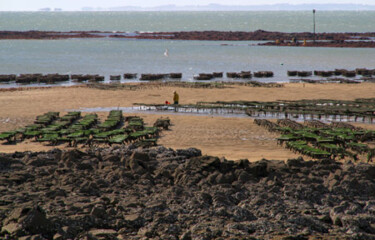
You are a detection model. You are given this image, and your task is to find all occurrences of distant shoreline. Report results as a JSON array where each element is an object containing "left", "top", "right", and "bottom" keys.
[
  {"left": 4, "top": 3, "right": 375, "bottom": 11},
  {"left": 1, "top": 30, "right": 375, "bottom": 48}
]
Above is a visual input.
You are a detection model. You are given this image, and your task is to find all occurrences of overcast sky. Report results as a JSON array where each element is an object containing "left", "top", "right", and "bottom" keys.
[{"left": 1, "top": 0, "right": 373, "bottom": 11}]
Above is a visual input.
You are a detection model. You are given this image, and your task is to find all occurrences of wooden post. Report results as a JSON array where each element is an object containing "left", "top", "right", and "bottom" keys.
[{"left": 313, "top": 9, "right": 316, "bottom": 44}]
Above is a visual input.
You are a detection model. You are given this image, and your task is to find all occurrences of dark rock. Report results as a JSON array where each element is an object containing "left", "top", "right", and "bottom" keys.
[
  {"left": 125, "top": 153, "right": 148, "bottom": 175},
  {"left": 55, "top": 225, "right": 79, "bottom": 239},
  {"left": 61, "top": 149, "right": 87, "bottom": 166},
  {"left": 318, "top": 214, "right": 332, "bottom": 224},
  {"left": 88, "top": 229, "right": 117, "bottom": 239},
  {"left": 27, "top": 155, "right": 57, "bottom": 167},
  {"left": 180, "top": 231, "right": 192, "bottom": 240},
  {"left": 146, "top": 200, "right": 167, "bottom": 212},
  {"left": 2, "top": 205, "right": 55, "bottom": 238},
  {"left": 215, "top": 173, "right": 235, "bottom": 184},
  {"left": 90, "top": 205, "right": 106, "bottom": 218},
  {"left": 288, "top": 216, "right": 328, "bottom": 233},
  {"left": 137, "top": 224, "right": 156, "bottom": 238},
  {"left": 224, "top": 223, "right": 256, "bottom": 236},
  {"left": 1, "top": 146, "right": 375, "bottom": 239},
  {"left": 282, "top": 235, "right": 308, "bottom": 240},
  {"left": 212, "top": 192, "right": 235, "bottom": 207},
  {"left": 176, "top": 148, "right": 202, "bottom": 158},
  {"left": 248, "top": 160, "right": 269, "bottom": 177},
  {"left": 76, "top": 160, "right": 94, "bottom": 170},
  {"left": 131, "top": 151, "right": 150, "bottom": 162},
  {"left": 356, "top": 163, "right": 375, "bottom": 179},
  {"left": 80, "top": 181, "right": 100, "bottom": 196},
  {"left": 45, "top": 188, "right": 67, "bottom": 199},
  {"left": 236, "top": 170, "right": 253, "bottom": 182},
  {"left": 102, "top": 155, "right": 120, "bottom": 163},
  {"left": 166, "top": 224, "right": 181, "bottom": 235},
  {"left": 198, "top": 192, "right": 213, "bottom": 205},
  {"left": 232, "top": 207, "right": 257, "bottom": 222},
  {"left": 187, "top": 156, "right": 221, "bottom": 171},
  {"left": 286, "top": 157, "right": 306, "bottom": 168},
  {"left": 2, "top": 172, "right": 34, "bottom": 185},
  {"left": 18, "top": 234, "right": 47, "bottom": 240},
  {"left": 0, "top": 156, "right": 24, "bottom": 170},
  {"left": 1, "top": 222, "right": 25, "bottom": 237},
  {"left": 124, "top": 214, "right": 145, "bottom": 228}
]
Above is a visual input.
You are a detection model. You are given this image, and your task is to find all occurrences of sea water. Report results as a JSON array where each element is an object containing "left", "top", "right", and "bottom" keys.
[
  {"left": 1, "top": 11, "right": 375, "bottom": 86},
  {"left": 1, "top": 11, "right": 375, "bottom": 32}
]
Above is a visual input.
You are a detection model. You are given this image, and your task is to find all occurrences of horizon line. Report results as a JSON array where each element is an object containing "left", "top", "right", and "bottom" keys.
[{"left": 2, "top": 3, "right": 375, "bottom": 12}]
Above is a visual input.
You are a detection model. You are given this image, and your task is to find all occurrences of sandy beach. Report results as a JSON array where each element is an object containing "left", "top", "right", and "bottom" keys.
[{"left": 1, "top": 82, "right": 375, "bottom": 161}]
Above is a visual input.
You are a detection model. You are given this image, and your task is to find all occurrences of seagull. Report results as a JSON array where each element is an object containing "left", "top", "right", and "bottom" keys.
[{"left": 164, "top": 49, "right": 169, "bottom": 57}]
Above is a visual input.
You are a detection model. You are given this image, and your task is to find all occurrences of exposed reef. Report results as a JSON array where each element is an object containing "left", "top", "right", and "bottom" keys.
[
  {"left": 1, "top": 146, "right": 375, "bottom": 239},
  {"left": 2, "top": 30, "right": 375, "bottom": 48}
]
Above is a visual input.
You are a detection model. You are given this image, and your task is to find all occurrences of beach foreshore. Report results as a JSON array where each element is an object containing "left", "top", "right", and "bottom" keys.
[
  {"left": 2, "top": 30, "right": 375, "bottom": 48},
  {"left": 1, "top": 82, "right": 375, "bottom": 161},
  {"left": 2, "top": 82, "right": 375, "bottom": 239}
]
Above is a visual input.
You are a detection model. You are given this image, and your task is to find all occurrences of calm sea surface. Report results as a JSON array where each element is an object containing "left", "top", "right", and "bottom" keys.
[
  {"left": 1, "top": 11, "right": 375, "bottom": 32},
  {"left": 1, "top": 11, "right": 375, "bottom": 86}
]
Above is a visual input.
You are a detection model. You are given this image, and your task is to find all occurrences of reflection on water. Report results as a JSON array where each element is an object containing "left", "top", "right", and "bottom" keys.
[
  {"left": 74, "top": 105, "right": 375, "bottom": 124},
  {"left": 73, "top": 106, "right": 249, "bottom": 119}
]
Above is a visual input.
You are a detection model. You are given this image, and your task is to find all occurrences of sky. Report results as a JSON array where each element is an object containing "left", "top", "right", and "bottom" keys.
[{"left": 0, "top": 0, "right": 373, "bottom": 11}]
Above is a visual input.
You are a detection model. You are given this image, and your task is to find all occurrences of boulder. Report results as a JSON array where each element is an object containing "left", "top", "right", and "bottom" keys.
[
  {"left": 2, "top": 205, "right": 55, "bottom": 238},
  {"left": 88, "top": 229, "right": 118, "bottom": 239}
]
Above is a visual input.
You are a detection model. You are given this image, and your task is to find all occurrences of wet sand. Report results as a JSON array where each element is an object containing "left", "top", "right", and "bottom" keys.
[{"left": 1, "top": 82, "right": 375, "bottom": 161}]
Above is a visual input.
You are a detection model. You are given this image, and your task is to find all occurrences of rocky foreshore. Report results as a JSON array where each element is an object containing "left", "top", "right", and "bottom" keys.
[
  {"left": 1, "top": 145, "right": 375, "bottom": 239},
  {"left": 126, "top": 30, "right": 375, "bottom": 42},
  {"left": 2, "top": 30, "right": 375, "bottom": 48},
  {"left": 259, "top": 40, "right": 375, "bottom": 48},
  {"left": 0, "top": 31, "right": 104, "bottom": 40}
]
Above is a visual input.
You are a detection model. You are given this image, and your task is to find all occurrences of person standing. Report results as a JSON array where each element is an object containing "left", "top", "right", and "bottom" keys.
[{"left": 173, "top": 91, "right": 179, "bottom": 105}]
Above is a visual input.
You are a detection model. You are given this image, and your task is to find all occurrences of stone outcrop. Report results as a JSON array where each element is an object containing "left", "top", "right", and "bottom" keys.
[
  {"left": 1, "top": 146, "right": 375, "bottom": 239},
  {"left": 1, "top": 30, "right": 375, "bottom": 48}
]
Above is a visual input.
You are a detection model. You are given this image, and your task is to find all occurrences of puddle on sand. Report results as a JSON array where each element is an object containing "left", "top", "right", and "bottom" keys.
[
  {"left": 70, "top": 106, "right": 375, "bottom": 124},
  {"left": 69, "top": 106, "right": 250, "bottom": 119}
]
